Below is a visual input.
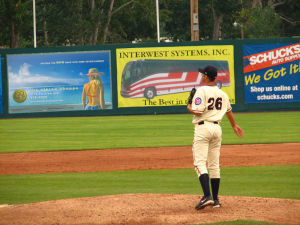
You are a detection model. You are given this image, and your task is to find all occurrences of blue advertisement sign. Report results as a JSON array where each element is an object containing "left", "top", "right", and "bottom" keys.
[
  {"left": 7, "top": 51, "right": 112, "bottom": 113},
  {"left": 0, "top": 55, "right": 2, "bottom": 114},
  {"left": 243, "top": 43, "right": 300, "bottom": 103}
]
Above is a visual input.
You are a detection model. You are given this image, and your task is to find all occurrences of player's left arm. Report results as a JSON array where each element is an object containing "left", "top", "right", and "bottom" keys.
[{"left": 187, "top": 88, "right": 204, "bottom": 116}]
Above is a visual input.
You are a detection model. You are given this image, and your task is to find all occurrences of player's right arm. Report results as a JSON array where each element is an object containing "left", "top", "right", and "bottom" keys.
[{"left": 226, "top": 110, "right": 244, "bottom": 138}]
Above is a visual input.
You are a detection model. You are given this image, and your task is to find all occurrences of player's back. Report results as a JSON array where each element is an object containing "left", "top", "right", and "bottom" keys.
[{"left": 192, "top": 86, "right": 231, "bottom": 123}]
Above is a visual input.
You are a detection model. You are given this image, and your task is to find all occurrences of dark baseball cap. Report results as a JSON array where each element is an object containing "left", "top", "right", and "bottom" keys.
[{"left": 198, "top": 65, "right": 218, "bottom": 79}]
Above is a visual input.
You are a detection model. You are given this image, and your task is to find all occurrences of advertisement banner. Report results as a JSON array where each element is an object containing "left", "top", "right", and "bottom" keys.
[
  {"left": 243, "top": 43, "right": 300, "bottom": 103},
  {"left": 116, "top": 45, "right": 235, "bottom": 108},
  {"left": 7, "top": 51, "right": 112, "bottom": 113},
  {"left": 0, "top": 55, "right": 2, "bottom": 114}
]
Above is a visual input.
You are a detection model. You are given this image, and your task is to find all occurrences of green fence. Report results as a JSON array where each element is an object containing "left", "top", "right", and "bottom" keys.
[{"left": 0, "top": 37, "right": 299, "bottom": 118}]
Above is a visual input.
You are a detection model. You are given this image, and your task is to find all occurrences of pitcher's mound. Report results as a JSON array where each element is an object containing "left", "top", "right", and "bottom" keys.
[{"left": 1, "top": 194, "right": 299, "bottom": 225}]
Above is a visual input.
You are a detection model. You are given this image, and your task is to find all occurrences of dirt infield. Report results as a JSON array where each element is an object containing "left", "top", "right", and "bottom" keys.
[
  {"left": 1, "top": 194, "right": 300, "bottom": 225},
  {"left": 1, "top": 143, "right": 300, "bottom": 175},
  {"left": 0, "top": 143, "right": 300, "bottom": 225}
]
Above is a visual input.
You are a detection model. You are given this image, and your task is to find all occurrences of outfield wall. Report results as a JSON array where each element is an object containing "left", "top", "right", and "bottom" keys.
[{"left": 0, "top": 37, "right": 299, "bottom": 118}]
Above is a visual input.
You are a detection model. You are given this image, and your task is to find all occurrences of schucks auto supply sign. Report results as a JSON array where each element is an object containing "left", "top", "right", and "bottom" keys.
[{"left": 243, "top": 43, "right": 300, "bottom": 103}]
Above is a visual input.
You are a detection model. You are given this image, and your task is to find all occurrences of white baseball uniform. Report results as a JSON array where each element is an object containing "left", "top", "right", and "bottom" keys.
[{"left": 191, "top": 85, "right": 232, "bottom": 179}]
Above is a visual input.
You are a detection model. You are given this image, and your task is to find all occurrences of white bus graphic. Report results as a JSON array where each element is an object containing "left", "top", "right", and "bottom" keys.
[{"left": 121, "top": 60, "right": 230, "bottom": 99}]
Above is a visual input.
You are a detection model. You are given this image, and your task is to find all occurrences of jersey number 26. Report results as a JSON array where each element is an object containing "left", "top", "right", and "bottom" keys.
[{"left": 208, "top": 97, "right": 222, "bottom": 110}]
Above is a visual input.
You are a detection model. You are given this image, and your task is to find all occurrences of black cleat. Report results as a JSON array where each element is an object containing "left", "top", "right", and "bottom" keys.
[
  {"left": 195, "top": 195, "right": 214, "bottom": 210},
  {"left": 213, "top": 199, "right": 222, "bottom": 208}
]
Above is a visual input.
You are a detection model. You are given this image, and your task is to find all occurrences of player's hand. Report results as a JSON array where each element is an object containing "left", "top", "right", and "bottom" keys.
[{"left": 233, "top": 125, "right": 244, "bottom": 138}]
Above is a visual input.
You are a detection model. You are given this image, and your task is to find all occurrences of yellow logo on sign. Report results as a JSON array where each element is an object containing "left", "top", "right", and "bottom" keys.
[{"left": 13, "top": 89, "right": 27, "bottom": 103}]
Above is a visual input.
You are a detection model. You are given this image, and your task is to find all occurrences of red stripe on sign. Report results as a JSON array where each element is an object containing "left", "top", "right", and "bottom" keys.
[
  {"left": 129, "top": 72, "right": 200, "bottom": 90},
  {"left": 131, "top": 72, "right": 183, "bottom": 89},
  {"left": 243, "top": 43, "right": 300, "bottom": 73}
]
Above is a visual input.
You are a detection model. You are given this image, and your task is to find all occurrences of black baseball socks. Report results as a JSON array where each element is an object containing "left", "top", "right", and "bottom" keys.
[
  {"left": 210, "top": 178, "right": 220, "bottom": 200},
  {"left": 199, "top": 173, "right": 211, "bottom": 197},
  {"left": 199, "top": 174, "right": 220, "bottom": 200}
]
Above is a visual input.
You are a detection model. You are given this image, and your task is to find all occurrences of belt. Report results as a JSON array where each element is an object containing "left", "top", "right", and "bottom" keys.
[{"left": 198, "top": 121, "right": 219, "bottom": 125}]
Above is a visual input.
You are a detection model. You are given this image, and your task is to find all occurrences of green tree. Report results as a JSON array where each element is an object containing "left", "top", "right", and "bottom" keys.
[
  {"left": 0, "top": 0, "right": 32, "bottom": 48},
  {"left": 210, "top": 0, "right": 241, "bottom": 40},
  {"left": 161, "top": 0, "right": 241, "bottom": 41},
  {"left": 109, "top": 0, "right": 158, "bottom": 43},
  {"left": 244, "top": 5, "right": 281, "bottom": 38},
  {"left": 161, "top": 0, "right": 190, "bottom": 42},
  {"left": 275, "top": 0, "right": 300, "bottom": 37},
  {"left": 0, "top": 0, "right": 299, "bottom": 48},
  {"left": 34, "top": 0, "right": 135, "bottom": 46},
  {"left": 234, "top": 0, "right": 300, "bottom": 39}
]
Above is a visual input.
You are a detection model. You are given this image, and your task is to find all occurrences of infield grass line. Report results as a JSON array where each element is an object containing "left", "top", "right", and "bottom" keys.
[
  {"left": 193, "top": 220, "right": 293, "bottom": 225},
  {"left": 0, "top": 111, "right": 300, "bottom": 153},
  {"left": 0, "top": 165, "right": 299, "bottom": 205}
]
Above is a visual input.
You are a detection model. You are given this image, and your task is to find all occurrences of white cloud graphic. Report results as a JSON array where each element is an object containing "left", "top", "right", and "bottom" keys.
[
  {"left": 9, "top": 63, "right": 85, "bottom": 88},
  {"left": 19, "top": 63, "right": 31, "bottom": 76}
]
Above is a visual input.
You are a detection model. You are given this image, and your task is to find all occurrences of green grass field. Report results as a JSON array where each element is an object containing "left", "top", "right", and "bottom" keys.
[
  {"left": 201, "top": 221, "right": 292, "bottom": 225},
  {"left": 0, "top": 111, "right": 300, "bottom": 153},
  {"left": 0, "top": 112, "right": 299, "bottom": 225},
  {"left": 1, "top": 165, "right": 299, "bottom": 205}
]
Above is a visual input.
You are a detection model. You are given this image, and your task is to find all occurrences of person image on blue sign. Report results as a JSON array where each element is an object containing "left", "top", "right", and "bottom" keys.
[{"left": 82, "top": 68, "right": 105, "bottom": 110}]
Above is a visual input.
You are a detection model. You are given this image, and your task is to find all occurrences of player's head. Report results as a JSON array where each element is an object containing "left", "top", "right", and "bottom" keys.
[{"left": 199, "top": 65, "right": 218, "bottom": 82}]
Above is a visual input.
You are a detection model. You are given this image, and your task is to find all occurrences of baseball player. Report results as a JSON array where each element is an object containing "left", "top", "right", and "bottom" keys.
[{"left": 187, "top": 65, "right": 244, "bottom": 210}]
